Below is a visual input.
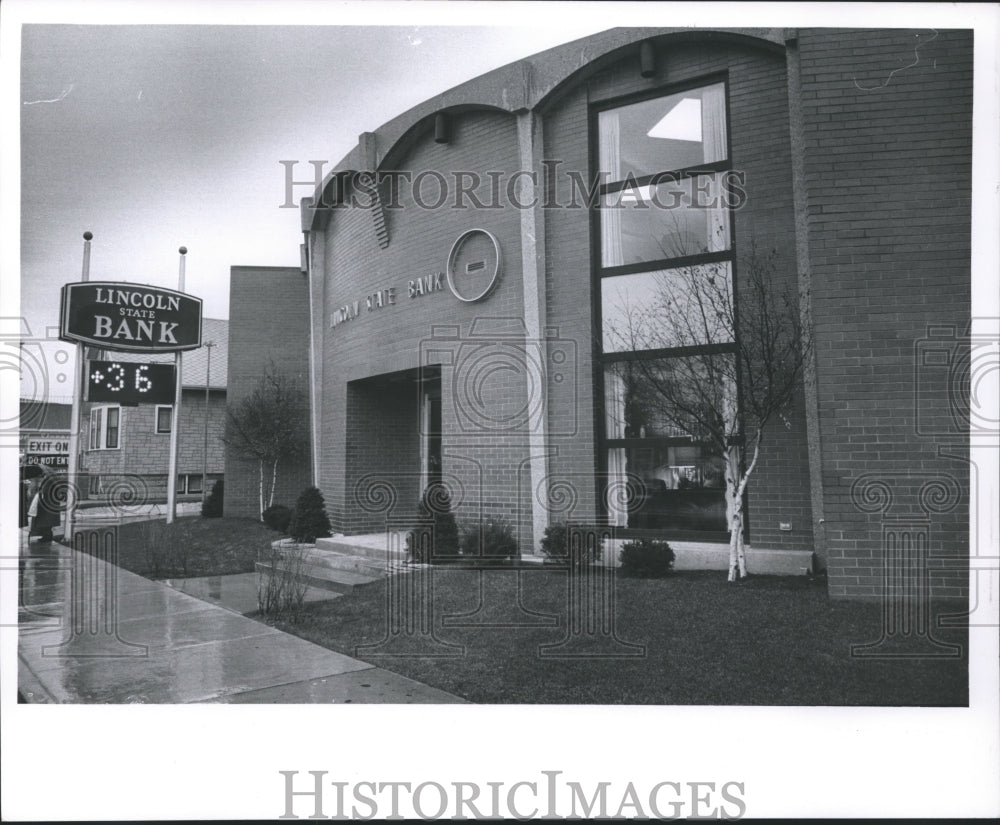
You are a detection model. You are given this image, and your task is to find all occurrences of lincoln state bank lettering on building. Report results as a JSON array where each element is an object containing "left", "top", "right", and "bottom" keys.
[{"left": 60, "top": 282, "right": 203, "bottom": 351}]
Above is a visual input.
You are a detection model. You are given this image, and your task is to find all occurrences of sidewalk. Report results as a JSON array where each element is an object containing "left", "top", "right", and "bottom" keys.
[{"left": 17, "top": 536, "right": 465, "bottom": 704}]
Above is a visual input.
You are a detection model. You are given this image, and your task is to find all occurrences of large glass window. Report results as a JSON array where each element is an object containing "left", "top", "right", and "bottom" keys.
[
  {"left": 597, "top": 80, "right": 737, "bottom": 537},
  {"left": 597, "top": 82, "right": 728, "bottom": 181},
  {"left": 600, "top": 173, "right": 731, "bottom": 267},
  {"left": 601, "top": 262, "right": 733, "bottom": 353}
]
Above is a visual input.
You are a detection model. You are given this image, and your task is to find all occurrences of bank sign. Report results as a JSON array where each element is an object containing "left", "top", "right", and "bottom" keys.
[{"left": 60, "top": 282, "right": 203, "bottom": 352}]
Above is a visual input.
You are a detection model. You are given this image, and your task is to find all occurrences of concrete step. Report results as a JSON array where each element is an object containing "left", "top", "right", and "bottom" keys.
[
  {"left": 293, "top": 547, "right": 405, "bottom": 578},
  {"left": 315, "top": 534, "right": 409, "bottom": 564},
  {"left": 255, "top": 560, "right": 388, "bottom": 595}
]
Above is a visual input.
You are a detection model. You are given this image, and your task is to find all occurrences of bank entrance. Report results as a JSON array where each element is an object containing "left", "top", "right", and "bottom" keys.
[{"left": 343, "top": 367, "right": 441, "bottom": 534}]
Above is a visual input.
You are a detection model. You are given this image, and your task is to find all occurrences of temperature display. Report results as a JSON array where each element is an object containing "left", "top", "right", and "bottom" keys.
[{"left": 86, "top": 361, "right": 176, "bottom": 405}]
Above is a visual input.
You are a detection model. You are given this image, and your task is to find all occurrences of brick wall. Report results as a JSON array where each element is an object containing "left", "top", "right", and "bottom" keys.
[
  {"left": 319, "top": 109, "right": 532, "bottom": 541},
  {"left": 225, "top": 266, "right": 313, "bottom": 518},
  {"left": 797, "top": 29, "right": 972, "bottom": 598}
]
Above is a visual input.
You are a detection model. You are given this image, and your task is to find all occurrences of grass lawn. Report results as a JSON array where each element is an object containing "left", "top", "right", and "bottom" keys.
[
  {"left": 112, "top": 516, "right": 277, "bottom": 578},
  {"left": 266, "top": 567, "right": 969, "bottom": 706}
]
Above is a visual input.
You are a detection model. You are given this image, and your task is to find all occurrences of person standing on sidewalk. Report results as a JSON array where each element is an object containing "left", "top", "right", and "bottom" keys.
[{"left": 26, "top": 467, "right": 62, "bottom": 543}]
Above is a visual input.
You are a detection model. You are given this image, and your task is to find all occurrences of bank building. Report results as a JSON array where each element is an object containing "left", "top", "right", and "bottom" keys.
[{"left": 225, "top": 28, "right": 973, "bottom": 600}]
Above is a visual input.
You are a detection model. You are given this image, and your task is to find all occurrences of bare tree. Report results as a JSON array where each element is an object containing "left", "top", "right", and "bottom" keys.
[
  {"left": 222, "top": 365, "right": 309, "bottom": 520},
  {"left": 603, "top": 241, "right": 810, "bottom": 581}
]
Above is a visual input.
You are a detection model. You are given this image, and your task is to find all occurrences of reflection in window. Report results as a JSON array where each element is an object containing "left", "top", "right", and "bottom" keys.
[
  {"left": 604, "top": 357, "right": 735, "bottom": 529},
  {"left": 601, "top": 263, "right": 733, "bottom": 353},
  {"left": 598, "top": 82, "right": 728, "bottom": 181},
  {"left": 609, "top": 444, "right": 728, "bottom": 532},
  {"left": 600, "top": 174, "right": 730, "bottom": 267},
  {"left": 604, "top": 358, "right": 735, "bottom": 442}
]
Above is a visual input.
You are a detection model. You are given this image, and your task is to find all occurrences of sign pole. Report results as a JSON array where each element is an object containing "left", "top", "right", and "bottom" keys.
[
  {"left": 165, "top": 247, "right": 186, "bottom": 524},
  {"left": 64, "top": 231, "right": 92, "bottom": 540}
]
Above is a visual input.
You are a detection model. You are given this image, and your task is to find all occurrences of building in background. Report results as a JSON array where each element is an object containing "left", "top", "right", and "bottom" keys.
[
  {"left": 81, "top": 317, "right": 229, "bottom": 505},
  {"left": 228, "top": 28, "right": 972, "bottom": 599}
]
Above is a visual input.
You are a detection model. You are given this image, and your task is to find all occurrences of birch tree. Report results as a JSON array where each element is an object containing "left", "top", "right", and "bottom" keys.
[
  {"left": 222, "top": 366, "right": 309, "bottom": 520},
  {"left": 603, "top": 243, "right": 810, "bottom": 581}
]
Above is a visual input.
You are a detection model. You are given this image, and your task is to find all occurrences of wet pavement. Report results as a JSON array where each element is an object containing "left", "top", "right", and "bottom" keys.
[
  {"left": 18, "top": 536, "right": 465, "bottom": 704},
  {"left": 162, "top": 572, "right": 341, "bottom": 615}
]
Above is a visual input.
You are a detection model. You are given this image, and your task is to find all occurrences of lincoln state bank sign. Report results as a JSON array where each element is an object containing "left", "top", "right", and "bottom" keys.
[{"left": 60, "top": 282, "right": 203, "bottom": 352}]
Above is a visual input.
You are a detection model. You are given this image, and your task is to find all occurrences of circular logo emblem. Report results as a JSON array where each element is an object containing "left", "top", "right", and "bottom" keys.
[{"left": 446, "top": 229, "right": 502, "bottom": 303}]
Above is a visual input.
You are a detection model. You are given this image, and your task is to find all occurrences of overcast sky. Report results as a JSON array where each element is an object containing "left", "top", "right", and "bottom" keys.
[{"left": 16, "top": 20, "right": 609, "bottom": 399}]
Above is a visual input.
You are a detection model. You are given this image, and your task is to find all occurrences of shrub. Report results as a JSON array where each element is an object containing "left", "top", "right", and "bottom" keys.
[
  {"left": 135, "top": 518, "right": 195, "bottom": 577},
  {"left": 288, "top": 486, "right": 332, "bottom": 544},
  {"left": 460, "top": 516, "right": 518, "bottom": 564},
  {"left": 262, "top": 504, "right": 292, "bottom": 533},
  {"left": 539, "top": 521, "right": 601, "bottom": 568},
  {"left": 257, "top": 541, "right": 307, "bottom": 621},
  {"left": 202, "top": 479, "right": 224, "bottom": 518},
  {"left": 406, "top": 483, "right": 460, "bottom": 564},
  {"left": 619, "top": 538, "right": 675, "bottom": 577}
]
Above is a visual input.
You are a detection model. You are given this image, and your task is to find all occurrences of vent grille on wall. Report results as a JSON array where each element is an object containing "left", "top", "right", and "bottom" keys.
[{"left": 371, "top": 190, "right": 390, "bottom": 249}]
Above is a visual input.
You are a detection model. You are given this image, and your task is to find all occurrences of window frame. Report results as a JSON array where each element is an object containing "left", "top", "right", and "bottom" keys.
[
  {"left": 88, "top": 405, "right": 121, "bottom": 451},
  {"left": 590, "top": 74, "right": 744, "bottom": 542},
  {"left": 155, "top": 405, "right": 172, "bottom": 434}
]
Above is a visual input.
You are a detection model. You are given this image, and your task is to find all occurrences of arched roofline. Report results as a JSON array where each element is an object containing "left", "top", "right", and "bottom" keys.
[
  {"left": 378, "top": 103, "right": 513, "bottom": 171},
  {"left": 305, "top": 27, "right": 789, "bottom": 232},
  {"left": 533, "top": 28, "right": 787, "bottom": 114}
]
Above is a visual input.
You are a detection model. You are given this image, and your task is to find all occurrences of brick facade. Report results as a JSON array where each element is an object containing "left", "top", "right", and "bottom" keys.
[
  {"left": 230, "top": 28, "right": 972, "bottom": 600},
  {"left": 795, "top": 29, "right": 972, "bottom": 597}
]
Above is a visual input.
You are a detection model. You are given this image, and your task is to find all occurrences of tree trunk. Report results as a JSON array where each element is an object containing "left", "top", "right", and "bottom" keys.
[
  {"left": 268, "top": 459, "right": 278, "bottom": 509},
  {"left": 724, "top": 446, "right": 744, "bottom": 582},
  {"left": 258, "top": 459, "right": 264, "bottom": 521},
  {"left": 725, "top": 430, "right": 762, "bottom": 583}
]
